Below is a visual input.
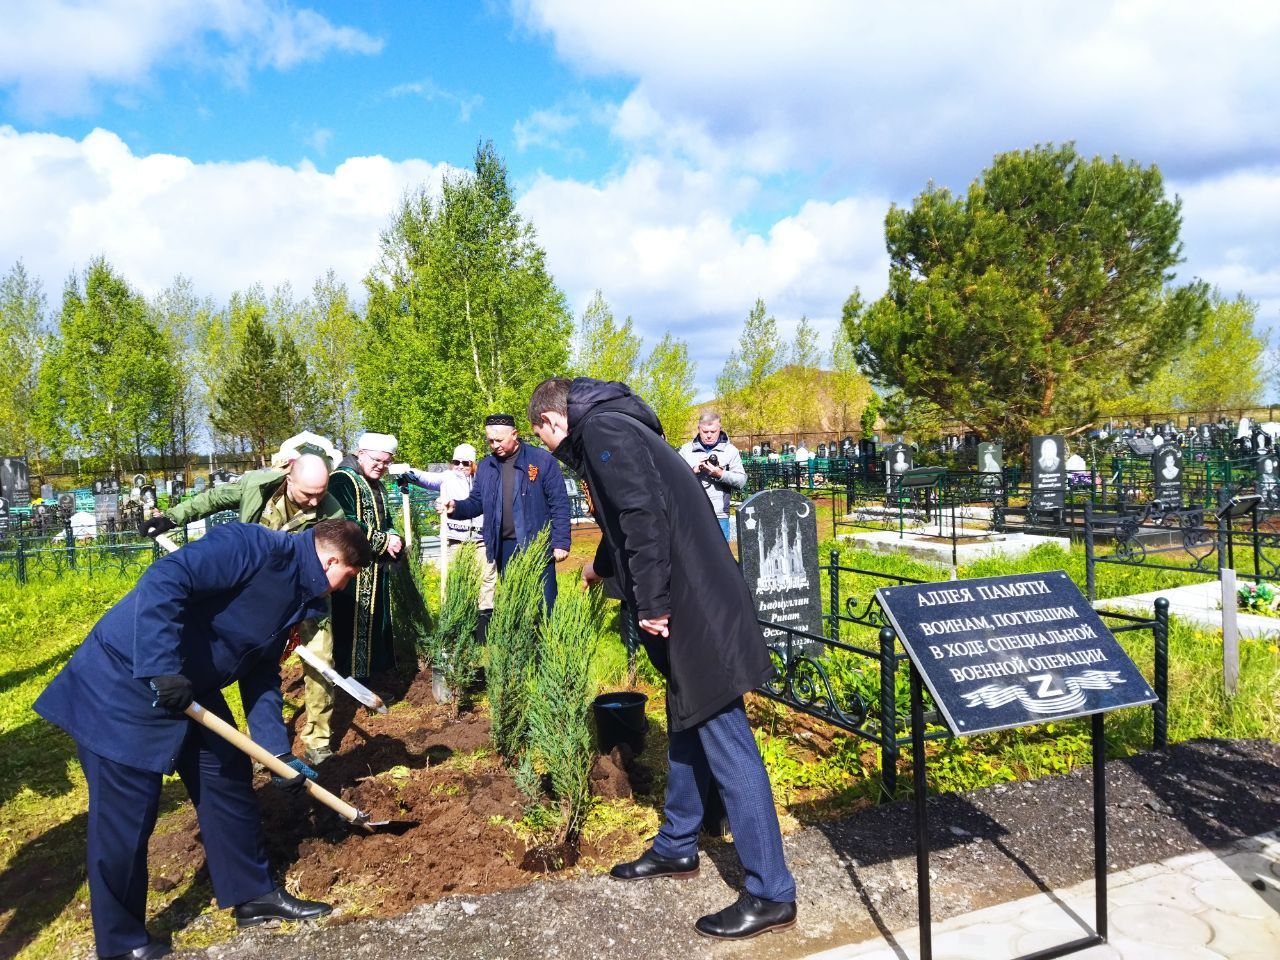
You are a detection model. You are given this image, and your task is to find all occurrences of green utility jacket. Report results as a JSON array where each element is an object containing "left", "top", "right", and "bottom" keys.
[{"left": 165, "top": 468, "right": 344, "bottom": 531}]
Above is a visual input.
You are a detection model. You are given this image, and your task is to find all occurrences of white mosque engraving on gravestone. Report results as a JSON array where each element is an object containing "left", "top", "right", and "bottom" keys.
[{"left": 741, "top": 504, "right": 811, "bottom": 595}]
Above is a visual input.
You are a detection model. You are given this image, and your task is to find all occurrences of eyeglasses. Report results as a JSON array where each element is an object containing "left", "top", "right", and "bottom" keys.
[
  {"left": 451, "top": 460, "right": 473, "bottom": 466},
  {"left": 361, "top": 452, "right": 393, "bottom": 467}
]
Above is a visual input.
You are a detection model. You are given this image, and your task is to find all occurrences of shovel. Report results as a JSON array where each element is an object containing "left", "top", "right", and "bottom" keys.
[
  {"left": 184, "top": 701, "right": 417, "bottom": 835},
  {"left": 154, "top": 532, "right": 386, "bottom": 714}
]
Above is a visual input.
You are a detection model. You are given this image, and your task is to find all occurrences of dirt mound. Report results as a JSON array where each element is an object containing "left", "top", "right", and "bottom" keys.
[{"left": 148, "top": 666, "right": 649, "bottom": 923}]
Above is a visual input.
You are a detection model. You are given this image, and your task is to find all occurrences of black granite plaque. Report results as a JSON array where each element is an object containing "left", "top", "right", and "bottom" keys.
[
  {"left": 1, "top": 456, "right": 30, "bottom": 507},
  {"left": 737, "top": 489, "right": 824, "bottom": 654},
  {"left": 1258, "top": 453, "right": 1278, "bottom": 494},
  {"left": 1152, "top": 448, "right": 1182, "bottom": 505},
  {"left": 1030, "top": 435, "right": 1065, "bottom": 510},
  {"left": 171, "top": 477, "right": 186, "bottom": 500},
  {"left": 0, "top": 496, "right": 8, "bottom": 537},
  {"left": 885, "top": 443, "right": 913, "bottom": 477},
  {"left": 876, "top": 572, "right": 1156, "bottom": 736}
]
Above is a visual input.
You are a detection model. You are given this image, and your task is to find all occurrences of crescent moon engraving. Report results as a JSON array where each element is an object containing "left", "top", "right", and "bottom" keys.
[{"left": 796, "top": 501, "right": 811, "bottom": 518}]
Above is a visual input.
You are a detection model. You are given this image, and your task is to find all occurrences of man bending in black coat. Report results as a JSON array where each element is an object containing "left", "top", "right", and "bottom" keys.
[{"left": 528, "top": 376, "right": 796, "bottom": 940}]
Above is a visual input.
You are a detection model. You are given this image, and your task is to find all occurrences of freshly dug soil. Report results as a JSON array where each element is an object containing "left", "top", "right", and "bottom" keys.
[
  {"left": 145, "top": 666, "right": 653, "bottom": 928},
  {"left": 180, "top": 737, "right": 1278, "bottom": 960}
]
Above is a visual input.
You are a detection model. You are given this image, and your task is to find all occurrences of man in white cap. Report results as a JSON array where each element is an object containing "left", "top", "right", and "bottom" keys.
[
  {"left": 329, "top": 433, "right": 405, "bottom": 680},
  {"left": 394, "top": 442, "right": 499, "bottom": 639}
]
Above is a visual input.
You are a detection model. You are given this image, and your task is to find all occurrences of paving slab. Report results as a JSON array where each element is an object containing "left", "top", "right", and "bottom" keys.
[
  {"left": 1097, "top": 581, "right": 1280, "bottom": 638},
  {"left": 801, "top": 829, "right": 1280, "bottom": 960}
]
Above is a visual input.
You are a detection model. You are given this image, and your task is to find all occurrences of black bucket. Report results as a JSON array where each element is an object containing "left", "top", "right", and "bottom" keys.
[{"left": 593, "top": 691, "right": 649, "bottom": 754}]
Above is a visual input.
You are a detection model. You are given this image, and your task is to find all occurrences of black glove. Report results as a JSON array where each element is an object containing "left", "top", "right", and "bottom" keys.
[
  {"left": 148, "top": 674, "right": 194, "bottom": 712},
  {"left": 272, "top": 754, "right": 318, "bottom": 795},
  {"left": 140, "top": 515, "right": 176, "bottom": 539}
]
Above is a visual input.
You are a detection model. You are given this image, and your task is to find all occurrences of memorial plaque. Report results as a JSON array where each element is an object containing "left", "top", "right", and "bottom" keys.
[
  {"left": 737, "top": 489, "right": 824, "bottom": 655},
  {"left": 885, "top": 443, "right": 913, "bottom": 477},
  {"left": 876, "top": 572, "right": 1157, "bottom": 736},
  {"left": 1258, "top": 453, "right": 1279, "bottom": 495},
  {"left": 1152, "top": 448, "right": 1182, "bottom": 505},
  {"left": 0, "top": 456, "right": 31, "bottom": 507},
  {"left": 1030, "top": 435, "right": 1065, "bottom": 510},
  {"left": 977, "top": 442, "right": 1003, "bottom": 478}
]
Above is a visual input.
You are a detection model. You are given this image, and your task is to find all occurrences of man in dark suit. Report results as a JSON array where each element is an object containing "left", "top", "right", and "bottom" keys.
[
  {"left": 34, "top": 519, "right": 371, "bottom": 960},
  {"left": 528, "top": 377, "right": 796, "bottom": 941},
  {"left": 444, "top": 413, "right": 572, "bottom": 617}
]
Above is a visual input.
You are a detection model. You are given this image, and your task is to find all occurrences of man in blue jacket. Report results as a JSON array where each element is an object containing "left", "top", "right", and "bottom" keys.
[
  {"left": 34, "top": 519, "right": 372, "bottom": 960},
  {"left": 445, "top": 413, "right": 572, "bottom": 615}
]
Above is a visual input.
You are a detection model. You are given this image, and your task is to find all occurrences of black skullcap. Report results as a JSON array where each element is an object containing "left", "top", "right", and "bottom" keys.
[{"left": 485, "top": 413, "right": 516, "bottom": 427}]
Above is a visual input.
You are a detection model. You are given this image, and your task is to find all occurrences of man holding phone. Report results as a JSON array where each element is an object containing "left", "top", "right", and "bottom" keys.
[{"left": 677, "top": 411, "right": 746, "bottom": 540}]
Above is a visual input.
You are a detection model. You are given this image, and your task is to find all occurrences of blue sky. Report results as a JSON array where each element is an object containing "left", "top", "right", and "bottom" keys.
[{"left": 2, "top": 1, "right": 1279, "bottom": 400}]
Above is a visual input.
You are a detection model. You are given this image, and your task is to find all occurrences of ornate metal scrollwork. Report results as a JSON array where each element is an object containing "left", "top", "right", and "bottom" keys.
[
  {"left": 844, "top": 594, "right": 887, "bottom": 627},
  {"left": 763, "top": 646, "right": 868, "bottom": 733}
]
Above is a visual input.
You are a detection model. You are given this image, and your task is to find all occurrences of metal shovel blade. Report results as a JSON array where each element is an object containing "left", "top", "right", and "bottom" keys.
[
  {"left": 295, "top": 645, "right": 388, "bottom": 714},
  {"left": 346, "top": 810, "right": 419, "bottom": 835}
]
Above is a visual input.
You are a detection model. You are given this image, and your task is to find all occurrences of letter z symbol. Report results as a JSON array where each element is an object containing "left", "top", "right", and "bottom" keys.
[{"left": 1026, "top": 673, "right": 1062, "bottom": 698}]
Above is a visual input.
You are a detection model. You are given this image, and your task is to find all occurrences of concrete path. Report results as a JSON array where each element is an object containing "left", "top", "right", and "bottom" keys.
[{"left": 802, "top": 829, "right": 1280, "bottom": 960}]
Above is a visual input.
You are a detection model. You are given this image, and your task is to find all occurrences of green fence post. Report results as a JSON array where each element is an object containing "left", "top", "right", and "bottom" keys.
[
  {"left": 1153, "top": 597, "right": 1169, "bottom": 751},
  {"left": 879, "top": 625, "right": 899, "bottom": 802},
  {"left": 16, "top": 535, "right": 26, "bottom": 585}
]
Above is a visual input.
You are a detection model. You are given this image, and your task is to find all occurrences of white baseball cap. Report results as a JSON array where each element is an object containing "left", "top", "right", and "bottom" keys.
[{"left": 452, "top": 443, "right": 477, "bottom": 463}]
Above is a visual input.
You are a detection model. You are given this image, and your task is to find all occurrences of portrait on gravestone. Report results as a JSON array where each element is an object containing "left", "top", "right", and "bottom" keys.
[
  {"left": 1258, "top": 455, "right": 1278, "bottom": 491},
  {"left": 876, "top": 572, "right": 1157, "bottom": 736},
  {"left": 58, "top": 493, "right": 76, "bottom": 518},
  {"left": 0, "top": 456, "right": 31, "bottom": 507},
  {"left": 886, "top": 443, "right": 913, "bottom": 475},
  {"left": 736, "top": 489, "right": 824, "bottom": 657},
  {"left": 1030, "top": 435, "right": 1066, "bottom": 511},
  {"left": 1153, "top": 448, "right": 1182, "bottom": 506},
  {"left": 978, "top": 442, "right": 1002, "bottom": 475}
]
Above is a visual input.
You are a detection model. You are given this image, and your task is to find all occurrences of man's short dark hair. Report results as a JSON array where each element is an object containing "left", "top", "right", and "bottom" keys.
[
  {"left": 527, "top": 378, "right": 571, "bottom": 426},
  {"left": 313, "top": 518, "right": 373, "bottom": 568}
]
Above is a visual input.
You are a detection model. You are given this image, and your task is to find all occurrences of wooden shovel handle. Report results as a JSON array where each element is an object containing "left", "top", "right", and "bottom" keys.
[{"left": 184, "top": 701, "right": 364, "bottom": 823}]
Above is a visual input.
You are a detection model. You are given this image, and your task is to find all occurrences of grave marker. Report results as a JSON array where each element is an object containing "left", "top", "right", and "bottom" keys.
[
  {"left": 737, "top": 489, "right": 824, "bottom": 656},
  {"left": 0, "top": 456, "right": 31, "bottom": 507},
  {"left": 1152, "top": 448, "right": 1183, "bottom": 506},
  {"left": 1030, "top": 435, "right": 1066, "bottom": 510}
]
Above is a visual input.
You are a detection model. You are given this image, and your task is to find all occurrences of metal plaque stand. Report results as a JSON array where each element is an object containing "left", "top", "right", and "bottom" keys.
[{"left": 909, "top": 664, "right": 1108, "bottom": 960}]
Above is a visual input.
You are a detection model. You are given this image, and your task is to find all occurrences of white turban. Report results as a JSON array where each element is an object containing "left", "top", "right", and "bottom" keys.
[
  {"left": 271, "top": 431, "right": 341, "bottom": 470},
  {"left": 357, "top": 432, "right": 398, "bottom": 455}
]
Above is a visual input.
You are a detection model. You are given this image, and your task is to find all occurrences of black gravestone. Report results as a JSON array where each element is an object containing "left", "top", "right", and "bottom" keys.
[
  {"left": 977, "top": 442, "right": 1003, "bottom": 477},
  {"left": 171, "top": 476, "right": 186, "bottom": 500},
  {"left": 1152, "top": 448, "right": 1183, "bottom": 505},
  {"left": 0, "top": 496, "right": 7, "bottom": 537},
  {"left": 57, "top": 492, "right": 76, "bottom": 518},
  {"left": 876, "top": 572, "right": 1156, "bottom": 736},
  {"left": 1258, "top": 453, "right": 1279, "bottom": 493},
  {"left": 885, "top": 442, "right": 913, "bottom": 477},
  {"left": 737, "top": 489, "right": 824, "bottom": 657},
  {"left": 0, "top": 456, "right": 31, "bottom": 507},
  {"left": 141, "top": 484, "right": 157, "bottom": 510},
  {"left": 94, "top": 491, "right": 119, "bottom": 529},
  {"left": 1030, "top": 435, "right": 1066, "bottom": 510}
]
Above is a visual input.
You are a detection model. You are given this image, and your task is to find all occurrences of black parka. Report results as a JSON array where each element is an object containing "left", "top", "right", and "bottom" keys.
[{"left": 554, "top": 378, "right": 774, "bottom": 732}]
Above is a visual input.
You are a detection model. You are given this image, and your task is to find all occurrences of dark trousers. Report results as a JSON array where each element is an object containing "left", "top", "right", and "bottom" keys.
[
  {"left": 653, "top": 697, "right": 796, "bottom": 902},
  {"left": 496, "top": 537, "right": 557, "bottom": 612},
  {"left": 78, "top": 702, "right": 274, "bottom": 956}
]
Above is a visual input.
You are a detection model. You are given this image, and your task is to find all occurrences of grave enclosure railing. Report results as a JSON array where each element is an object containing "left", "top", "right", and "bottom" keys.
[
  {"left": 753, "top": 550, "right": 1170, "bottom": 799},
  {"left": 1083, "top": 494, "right": 1280, "bottom": 600}
]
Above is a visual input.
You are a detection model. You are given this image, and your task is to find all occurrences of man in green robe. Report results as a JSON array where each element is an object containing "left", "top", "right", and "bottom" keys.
[
  {"left": 141, "top": 449, "right": 348, "bottom": 765},
  {"left": 329, "top": 433, "right": 405, "bottom": 678}
]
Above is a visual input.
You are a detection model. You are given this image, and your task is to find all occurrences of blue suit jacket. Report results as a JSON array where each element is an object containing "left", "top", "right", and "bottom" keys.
[
  {"left": 452, "top": 442, "right": 571, "bottom": 563},
  {"left": 34, "top": 524, "right": 331, "bottom": 774}
]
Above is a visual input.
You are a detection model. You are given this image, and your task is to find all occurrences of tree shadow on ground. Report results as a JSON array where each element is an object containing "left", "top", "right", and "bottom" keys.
[
  {"left": 0, "top": 718, "right": 77, "bottom": 809},
  {"left": 0, "top": 650, "right": 73, "bottom": 699}
]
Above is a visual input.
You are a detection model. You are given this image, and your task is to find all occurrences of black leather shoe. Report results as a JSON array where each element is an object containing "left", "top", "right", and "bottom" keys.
[
  {"left": 695, "top": 892, "right": 797, "bottom": 939},
  {"left": 100, "top": 936, "right": 172, "bottom": 959},
  {"left": 232, "top": 887, "right": 332, "bottom": 927},
  {"left": 609, "top": 847, "right": 699, "bottom": 880}
]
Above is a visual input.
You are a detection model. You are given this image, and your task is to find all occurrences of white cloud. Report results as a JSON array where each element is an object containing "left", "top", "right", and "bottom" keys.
[
  {"left": 0, "top": 125, "right": 447, "bottom": 303},
  {"left": 519, "top": 156, "right": 891, "bottom": 392},
  {"left": 1173, "top": 166, "right": 1280, "bottom": 326},
  {"left": 0, "top": 0, "right": 383, "bottom": 117},
  {"left": 387, "top": 79, "right": 484, "bottom": 123},
  {"left": 515, "top": 0, "right": 1280, "bottom": 189}
]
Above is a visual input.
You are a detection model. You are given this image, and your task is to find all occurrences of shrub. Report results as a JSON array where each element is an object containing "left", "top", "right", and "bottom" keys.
[
  {"left": 528, "top": 584, "right": 599, "bottom": 842},
  {"left": 487, "top": 526, "right": 550, "bottom": 761},
  {"left": 427, "top": 543, "right": 484, "bottom": 708}
]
